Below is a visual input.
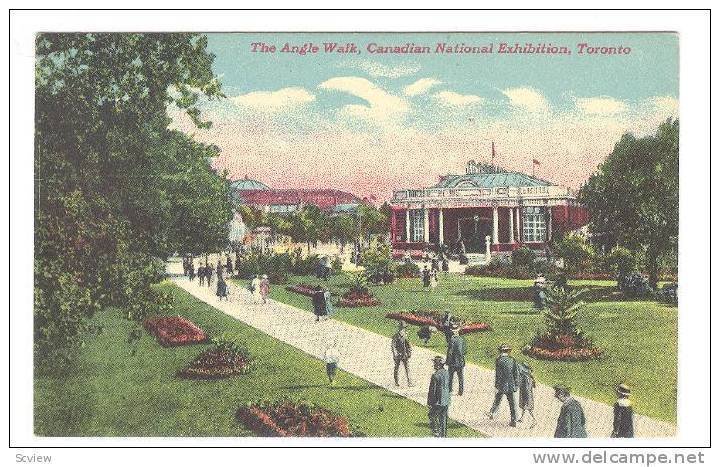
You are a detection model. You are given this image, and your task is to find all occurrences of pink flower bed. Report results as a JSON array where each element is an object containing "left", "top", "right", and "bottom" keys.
[{"left": 143, "top": 316, "right": 208, "bottom": 347}]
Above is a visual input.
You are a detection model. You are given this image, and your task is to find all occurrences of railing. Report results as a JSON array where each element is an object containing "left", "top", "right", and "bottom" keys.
[{"left": 392, "top": 185, "right": 570, "bottom": 202}]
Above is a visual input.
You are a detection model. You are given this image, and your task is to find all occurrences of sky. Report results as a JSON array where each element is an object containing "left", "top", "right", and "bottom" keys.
[{"left": 169, "top": 32, "right": 679, "bottom": 202}]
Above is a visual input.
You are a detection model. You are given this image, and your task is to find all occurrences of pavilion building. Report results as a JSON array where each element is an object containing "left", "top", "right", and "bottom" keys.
[{"left": 389, "top": 160, "right": 588, "bottom": 258}]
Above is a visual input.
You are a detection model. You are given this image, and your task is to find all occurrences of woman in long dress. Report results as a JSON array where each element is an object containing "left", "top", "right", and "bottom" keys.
[
  {"left": 250, "top": 274, "right": 262, "bottom": 303},
  {"left": 518, "top": 361, "right": 537, "bottom": 427},
  {"left": 216, "top": 277, "right": 228, "bottom": 301},
  {"left": 259, "top": 274, "right": 270, "bottom": 304}
]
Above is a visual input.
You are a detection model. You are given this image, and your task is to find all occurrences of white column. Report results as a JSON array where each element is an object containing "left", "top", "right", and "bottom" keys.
[
  {"left": 438, "top": 208, "right": 444, "bottom": 245},
  {"left": 492, "top": 206, "right": 499, "bottom": 245},
  {"left": 405, "top": 209, "right": 411, "bottom": 242},
  {"left": 508, "top": 207, "right": 515, "bottom": 244},
  {"left": 516, "top": 207, "right": 521, "bottom": 242},
  {"left": 423, "top": 207, "right": 430, "bottom": 243}
]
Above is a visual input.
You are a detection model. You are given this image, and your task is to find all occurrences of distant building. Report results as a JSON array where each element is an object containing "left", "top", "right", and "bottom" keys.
[
  {"left": 389, "top": 160, "right": 588, "bottom": 256},
  {"left": 230, "top": 175, "right": 361, "bottom": 214}
]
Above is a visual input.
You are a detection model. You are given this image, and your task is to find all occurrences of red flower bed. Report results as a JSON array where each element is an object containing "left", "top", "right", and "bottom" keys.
[
  {"left": 385, "top": 311, "right": 492, "bottom": 334},
  {"left": 337, "top": 288, "right": 380, "bottom": 307},
  {"left": 523, "top": 345, "right": 603, "bottom": 361},
  {"left": 385, "top": 311, "right": 438, "bottom": 327},
  {"left": 143, "top": 316, "right": 207, "bottom": 347},
  {"left": 459, "top": 322, "right": 492, "bottom": 334},
  {"left": 522, "top": 333, "right": 603, "bottom": 361},
  {"left": 177, "top": 348, "right": 252, "bottom": 380},
  {"left": 236, "top": 401, "right": 353, "bottom": 437},
  {"left": 286, "top": 284, "right": 319, "bottom": 297}
]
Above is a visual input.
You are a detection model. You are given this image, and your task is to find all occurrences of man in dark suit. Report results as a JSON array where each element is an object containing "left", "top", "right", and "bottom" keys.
[
  {"left": 488, "top": 343, "right": 520, "bottom": 427},
  {"left": 391, "top": 321, "right": 413, "bottom": 387},
  {"left": 611, "top": 383, "right": 634, "bottom": 438},
  {"left": 446, "top": 322, "right": 467, "bottom": 395},
  {"left": 427, "top": 356, "right": 451, "bottom": 437},
  {"left": 553, "top": 385, "right": 588, "bottom": 438}
]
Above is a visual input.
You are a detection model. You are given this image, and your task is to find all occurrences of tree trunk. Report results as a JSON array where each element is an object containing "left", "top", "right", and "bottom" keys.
[{"left": 647, "top": 253, "right": 660, "bottom": 290}]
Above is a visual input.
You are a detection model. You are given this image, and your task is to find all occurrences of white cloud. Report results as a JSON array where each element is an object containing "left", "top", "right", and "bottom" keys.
[
  {"left": 575, "top": 96, "right": 627, "bottom": 115},
  {"left": 318, "top": 76, "right": 408, "bottom": 122},
  {"left": 648, "top": 95, "right": 679, "bottom": 115},
  {"left": 404, "top": 78, "right": 442, "bottom": 96},
  {"left": 230, "top": 87, "right": 315, "bottom": 112},
  {"left": 340, "top": 59, "right": 421, "bottom": 78},
  {"left": 432, "top": 90, "right": 483, "bottom": 106},
  {"left": 502, "top": 87, "right": 549, "bottom": 112}
]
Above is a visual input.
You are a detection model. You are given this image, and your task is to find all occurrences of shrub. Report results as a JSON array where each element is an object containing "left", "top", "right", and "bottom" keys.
[
  {"left": 396, "top": 262, "right": 420, "bottom": 278},
  {"left": 331, "top": 255, "right": 344, "bottom": 272},
  {"left": 360, "top": 240, "right": 396, "bottom": 284},
  {"left": 524, "top": 285, "right": 601, "bottom": 361},
  {"left": 604, "top": 246, "right": 638, "bottom": 276},
  {"left": 553, "top": 234, "right": 596, "bottom": 272},
  {"left": 656, "top": 282, "right": 678, "bottom": 305},
  {"left": 235, "top": 251, "right": 291, "bottom": 283},
  {"left": 512, "top": 247, "right": 536, "bottom": 268},
  {"left": 617, "top": 271, "right": 653, "bottom": 298}
]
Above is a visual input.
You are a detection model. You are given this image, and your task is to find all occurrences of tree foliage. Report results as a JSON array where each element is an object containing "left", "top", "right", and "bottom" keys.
[
  {"left": 34, "top": 33, "right": 231, "bottom": 371},
  {"left": 579, "top": 118, "right": 678, "bottom": 288}
]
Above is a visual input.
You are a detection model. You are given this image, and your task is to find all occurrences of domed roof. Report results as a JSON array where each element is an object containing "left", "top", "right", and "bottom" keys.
[{"left": 230, "top": 175, "right": 269, "bottom": 191}]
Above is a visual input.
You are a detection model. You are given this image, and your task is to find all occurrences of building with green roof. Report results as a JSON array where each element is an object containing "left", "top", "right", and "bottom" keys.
[{"left": 389, "top": 159, "right": 588, "bottom": 256}]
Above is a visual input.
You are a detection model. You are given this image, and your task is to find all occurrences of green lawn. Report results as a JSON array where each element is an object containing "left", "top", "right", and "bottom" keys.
[
  {"left": 261, "top": 273, "right": 678, "bottom": 423},
  {"left": 34, "top": 282, "right": 479, "bottom": 437}
]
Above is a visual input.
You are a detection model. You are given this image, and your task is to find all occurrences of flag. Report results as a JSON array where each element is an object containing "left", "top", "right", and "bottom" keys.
[{"left": 533, "top": 159, "right": 541, "bottom": 165}]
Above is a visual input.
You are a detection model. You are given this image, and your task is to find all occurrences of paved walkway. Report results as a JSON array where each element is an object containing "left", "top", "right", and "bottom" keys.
[{"left": 169, "top": 261, "right": 675, "bottom": 438}]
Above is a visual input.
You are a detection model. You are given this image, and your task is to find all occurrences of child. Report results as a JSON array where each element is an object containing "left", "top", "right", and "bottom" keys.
[{"left": 324, "top": 344, "right": 341, "bottom": 386}]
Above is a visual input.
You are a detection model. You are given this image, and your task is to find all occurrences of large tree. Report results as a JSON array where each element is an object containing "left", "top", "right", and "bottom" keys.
[
  {"left": 579, "top": 118, "right": 679, "bottom": 288},
  {"left": 34, "top": 33, "right": 232, "bottom": 370}
]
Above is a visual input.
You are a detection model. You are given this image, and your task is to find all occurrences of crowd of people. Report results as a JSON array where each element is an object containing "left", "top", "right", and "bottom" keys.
[
  {"left": 180, "top": 252, "right": 635, "bottom": 440},
  {"left": 390, "top": 315, "right": 634, "bottom": 439}
]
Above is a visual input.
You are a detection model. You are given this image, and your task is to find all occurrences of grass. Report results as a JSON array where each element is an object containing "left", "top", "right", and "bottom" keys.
[
  {"left": 34, "top": 282, "right": 479, "bottom": 437},
  {"left": 261, "top": 273, "right": 677, "bottom": 423}
]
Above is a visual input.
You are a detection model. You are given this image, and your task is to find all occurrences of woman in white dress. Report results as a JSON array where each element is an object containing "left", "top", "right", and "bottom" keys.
[{"left": 250, "top": 274, "right": 262, "bottom": 303}]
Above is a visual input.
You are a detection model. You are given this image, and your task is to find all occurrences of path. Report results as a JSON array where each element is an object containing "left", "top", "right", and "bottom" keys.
[{"left": 169, "top": 261, "right": 675, "bottom": 438}]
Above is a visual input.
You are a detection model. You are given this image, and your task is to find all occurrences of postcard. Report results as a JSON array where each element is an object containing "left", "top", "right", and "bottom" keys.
[{"left": 28, "top": 30, "right": 684, "bottom": 442}]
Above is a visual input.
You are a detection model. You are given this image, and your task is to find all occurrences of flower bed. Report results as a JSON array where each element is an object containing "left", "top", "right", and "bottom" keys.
[
  {"left": 337, "top": 288, "right": 381, "bottom": 308},
  {"left": 522, "top": 333, "right": 602, "bottom": 362},
  {"left": 385, "top": 311, "right": 492, "bottom": 334},
  {"left": 523, "top": 345, "right": 603, "bottom": 361},
  {"left": 236, "top": 400, "right": 353, "bottom": 437},
  {"left": 143, "top": 316, "right": 207, "bottom": 347},
  {"left": 286, "top": 284, "right": 319, "bottom": 297},
  {"left": 177, "top": 348, "right": 252, "bottom": 380}
]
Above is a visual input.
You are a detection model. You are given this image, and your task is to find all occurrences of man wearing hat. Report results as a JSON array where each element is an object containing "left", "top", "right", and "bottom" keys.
[
  {"left": 488, "top": 343, "right": 520, "bottom": 426},
  {"left": 611, "top": 384, "right": 634, "bottom": 438},
  {"left": 445, "top": 321, "right": 467, "bottom": 396},
  {"left": 427, "top": 356, "right": 451, "bottom": 437},
  {"left": 391, "top": 321, "right": 413, "bottom": 387},
  {"left": 553, "top": 385, "right": 587, "bottom": 438}
]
